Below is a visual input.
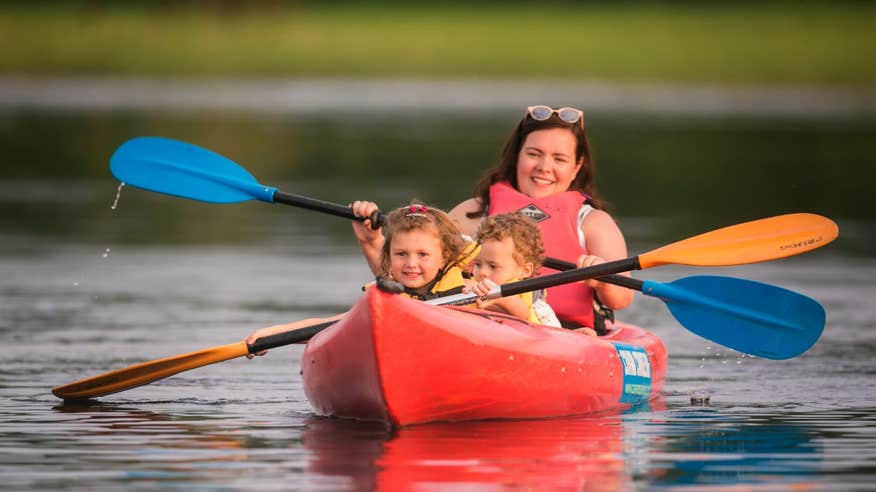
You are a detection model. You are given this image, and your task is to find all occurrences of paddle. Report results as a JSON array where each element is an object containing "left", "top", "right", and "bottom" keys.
[
  {"left": 427, "top": 212, "right": 836, "bottom": 307},
  {"left": 541, "top": 259, "right": 824, "bottom": 360},
  {"left": 51, "top": 315, "right": 344, "bottom": 401},
  {"left": 53, "top": 220, "right": 831, "bottom": 402},
  {"left": 51, "top": 273, "right": 824, "bottom": 401},
  {"left": 88, "top": 136, "right": 836, "bottom": 397},
  {"left": 109, "top": 136, "right": 837, "bottom": 264},
  {"left": 109, "top": 136, "right": 386, "bottom": 227}
]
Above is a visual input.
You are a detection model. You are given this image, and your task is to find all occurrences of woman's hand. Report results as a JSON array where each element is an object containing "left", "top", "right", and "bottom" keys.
[
  {"left": 576, "top": 254, "right": 607, "bottom": 289},
  {"left": 575, "top": 252, "right": 634, "bottom": 310}
]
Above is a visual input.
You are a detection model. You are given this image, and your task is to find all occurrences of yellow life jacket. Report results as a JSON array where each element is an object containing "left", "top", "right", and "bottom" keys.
[
  {"left": 516, "top": 290, "right": 540, "bottom": 324},
  {"left": 364, "top": 241, "right": 481, "bottom": 301},
  {"left": 404, "top": 241, "right": 480, "bottom": 300}
]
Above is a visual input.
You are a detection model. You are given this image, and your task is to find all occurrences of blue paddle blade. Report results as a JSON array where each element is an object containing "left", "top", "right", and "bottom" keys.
[
  {"left": 642, "top": 276, "right": 825, "bottom": 360},
  {"left": 110, "top": 137, "right": 277, "bottom": 204}
]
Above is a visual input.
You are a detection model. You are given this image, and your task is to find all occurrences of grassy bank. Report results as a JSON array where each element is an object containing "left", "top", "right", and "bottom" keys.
[{"left": 1, "top": 4, "right": 874, "bottom": 86}]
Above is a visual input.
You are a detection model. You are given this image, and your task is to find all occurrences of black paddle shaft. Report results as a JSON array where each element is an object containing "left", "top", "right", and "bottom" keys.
[
  {"left": 248, "top": 319, "right": 336, "bottom": 353},
  {"left": 501, "top": 256, "right": 642, "bottom": 296},
  {"left": 541, "top": 257, "right": 645, "bottom": 291},
  {"left": 247, "top": 258, "right": 644, "bottom": 352},
  {"left": 273, "top": 191, "right": 386, "bottom": 229}
]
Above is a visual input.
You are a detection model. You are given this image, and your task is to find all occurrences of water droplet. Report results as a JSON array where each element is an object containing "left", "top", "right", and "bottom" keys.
[{"left": 110, "top": 182, "right": 125, "bottom": 210}]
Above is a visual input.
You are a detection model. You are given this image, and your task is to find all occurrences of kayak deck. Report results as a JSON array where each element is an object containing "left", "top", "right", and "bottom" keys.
[{"left": 302, "top": 288, "right": 666, "bottom": 426}]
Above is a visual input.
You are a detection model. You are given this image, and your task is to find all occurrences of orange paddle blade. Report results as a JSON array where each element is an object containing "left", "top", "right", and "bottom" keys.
[
  {"left": 52, "top": 341, "right": 249, "bottom": 400},
  {"left": 638, "top": 213, "right": 839, "bottom": 269}
]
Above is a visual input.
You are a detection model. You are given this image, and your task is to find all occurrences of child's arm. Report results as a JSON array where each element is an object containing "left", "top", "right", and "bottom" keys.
[
  {"left": 465, "top": 278, "right": 531, "bottom": 320},
  {"left": 479, "top": 295, "right": 532, "bottom": 320},
  {"left": 350, "top": 200, "right": 385, "bottom": 275},
  {"left": 244, "top": 313, "right": 346, "bottom": 358}
]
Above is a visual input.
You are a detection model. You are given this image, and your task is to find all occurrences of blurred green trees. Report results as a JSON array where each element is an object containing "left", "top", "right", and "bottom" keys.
[{"left": 1, "top": 1, "right": 873, "bottom": 85}]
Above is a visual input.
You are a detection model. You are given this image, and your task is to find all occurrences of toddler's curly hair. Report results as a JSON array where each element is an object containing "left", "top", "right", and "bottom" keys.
[{"left": 474, "top": 213, "right": 545, "bottom": 273}]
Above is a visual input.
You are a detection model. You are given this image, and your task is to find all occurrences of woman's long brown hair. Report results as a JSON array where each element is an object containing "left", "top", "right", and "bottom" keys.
[{"left": 467, "top": 110, "right": 606, "bottom": 219}]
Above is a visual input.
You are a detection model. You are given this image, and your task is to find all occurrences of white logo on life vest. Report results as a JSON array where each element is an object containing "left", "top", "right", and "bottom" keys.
[
  {"left": 516, "top": 204, "right": 550, "bottom": 223},
  {"left": 618, "top": 349, "right": 651, "bottom": 378}
]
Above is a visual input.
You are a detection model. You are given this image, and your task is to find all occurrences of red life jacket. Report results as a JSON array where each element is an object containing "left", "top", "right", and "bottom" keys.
[{"left": 488, "top": 181, "right": 595, "bottom": 328}]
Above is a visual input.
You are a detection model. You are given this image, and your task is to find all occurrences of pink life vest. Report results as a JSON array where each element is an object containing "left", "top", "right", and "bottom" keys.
[{"left": 488, "top": 181, "right": 595, "bottom": 328}]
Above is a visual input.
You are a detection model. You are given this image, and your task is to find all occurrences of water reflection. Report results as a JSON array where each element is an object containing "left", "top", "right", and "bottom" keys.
[
  {"left": 301, "top": 401, "right": 833, "bottom": 491},
  {"left": 31, "top": 381, "right": 867, "bottom": 490},
  {"left": 304, "top": 413, "right": 631, "bottom": 492},
  {"left": 637, "top": 410, "right": 822, "bottom": 488},
  {"left": 53, "top": 400, "right": 253, "bottom": 458}
]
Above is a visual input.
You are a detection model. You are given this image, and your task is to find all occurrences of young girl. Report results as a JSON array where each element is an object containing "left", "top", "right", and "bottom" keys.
[
  {"left": 246, "top": 202, "right": 476, "bottom": 356},
  {"left": 352, "top": 201, "right": 478, "bottom": 299},
  {"left": 464, "top": 213, "right": 561, "bottom": 327}
]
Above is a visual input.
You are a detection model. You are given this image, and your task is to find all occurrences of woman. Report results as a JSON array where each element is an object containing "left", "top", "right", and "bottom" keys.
[{"left": 448, "top": 105, "right": 633, "bottom": 331}]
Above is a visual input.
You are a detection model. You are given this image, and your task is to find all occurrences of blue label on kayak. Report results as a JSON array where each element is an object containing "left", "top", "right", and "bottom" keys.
[{"left": 614, "top": 343, "right": 652, "bottom": 404}]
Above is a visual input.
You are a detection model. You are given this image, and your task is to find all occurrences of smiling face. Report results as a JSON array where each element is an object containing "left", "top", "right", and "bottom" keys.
[
  {"left": 515, "top": 127, "right": 583, "bottom": 198},
  {"left": 388, "top": 227, "right": 448, "bottom": 290},
  {"left": 472, "top": 236, "right": 534, "bottom": 285}
]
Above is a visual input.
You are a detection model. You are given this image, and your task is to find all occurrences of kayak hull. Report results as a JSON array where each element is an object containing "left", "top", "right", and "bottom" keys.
[{"left": 301, "top": 288, "right": 667, "bottom": 426}]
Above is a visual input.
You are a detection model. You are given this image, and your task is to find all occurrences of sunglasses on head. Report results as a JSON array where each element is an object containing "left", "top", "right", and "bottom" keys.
[{"left": 526, "top": 105, "right": 584, "bottom": 126}]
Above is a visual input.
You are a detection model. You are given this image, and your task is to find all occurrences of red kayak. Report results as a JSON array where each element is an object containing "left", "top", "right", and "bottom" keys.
[{"left": 301, "top": 288, "right": 667, "bottom": 426}]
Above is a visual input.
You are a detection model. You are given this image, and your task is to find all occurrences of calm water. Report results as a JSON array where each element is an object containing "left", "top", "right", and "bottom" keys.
[{"left": 1, "top": 106, "right": 875, "bottom": 490}]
